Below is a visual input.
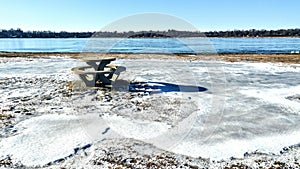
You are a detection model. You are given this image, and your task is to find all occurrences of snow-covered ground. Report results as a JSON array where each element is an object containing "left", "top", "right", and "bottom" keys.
[{"left": 0, "top": 56, "right": 299, "bottom": 168}]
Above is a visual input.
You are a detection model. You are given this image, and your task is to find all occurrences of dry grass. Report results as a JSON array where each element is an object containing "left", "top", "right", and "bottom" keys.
[
  {"left": 0, "top": 113, "right": 13, "bottom": 119},
  {"left": 0, "top": 52, "right": 300, "bottom": 64},
  {"left": 217, "top": 53, "right": 300, "bottom": 64}
]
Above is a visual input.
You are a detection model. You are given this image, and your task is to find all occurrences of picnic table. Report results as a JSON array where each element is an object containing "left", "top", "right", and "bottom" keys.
[{"left": 71, "top": 58, "right": 126, "bottom": 88}]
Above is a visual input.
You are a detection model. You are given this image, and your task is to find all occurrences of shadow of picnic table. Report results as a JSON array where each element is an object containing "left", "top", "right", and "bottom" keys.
[{"left": 129, "top": 81, "right": 207, "bottom": 94}]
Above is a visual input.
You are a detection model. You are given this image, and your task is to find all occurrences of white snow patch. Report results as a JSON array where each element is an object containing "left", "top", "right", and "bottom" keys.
[
  {"left": 240, "top": 85, "right": 300, "bottom": 113},
  {"left": 102, "top": 114, "right": 172, "bottom": 140},
  {"left": 173, "top": 130, "right": 300, "bottom": 160},
  {"left": 0, "top": 114, "right": 99, "bottom": 166}
]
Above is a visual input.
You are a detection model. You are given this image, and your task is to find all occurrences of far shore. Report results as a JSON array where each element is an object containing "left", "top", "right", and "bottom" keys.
[
  {"left": 0, "top": 52, "right": 300, "bottom": 64},
  {"left": 1, "top": 36, "right": 300, "bottom": 39}
]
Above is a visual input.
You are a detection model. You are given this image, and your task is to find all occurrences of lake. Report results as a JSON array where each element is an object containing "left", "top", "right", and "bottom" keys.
[{"left": 0, "top": 38, "right": 300, "bottom": 54}]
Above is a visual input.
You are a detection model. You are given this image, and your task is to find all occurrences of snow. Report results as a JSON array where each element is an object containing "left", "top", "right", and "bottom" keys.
[{"left": 1, "top": 57, "right": 300, "bottom": 166}]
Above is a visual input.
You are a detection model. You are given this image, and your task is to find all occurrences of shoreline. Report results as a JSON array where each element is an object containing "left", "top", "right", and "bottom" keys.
[{"left": 0, "top": 52, "right": 300, "bottom": 64}]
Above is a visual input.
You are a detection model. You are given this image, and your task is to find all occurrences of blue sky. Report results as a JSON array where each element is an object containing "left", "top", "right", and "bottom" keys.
[{"left": 0, "top": 0, "right": 299, "bottom": 32}]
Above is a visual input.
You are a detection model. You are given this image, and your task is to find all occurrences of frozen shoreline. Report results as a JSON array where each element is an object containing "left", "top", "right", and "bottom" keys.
[
  {"left": 0, "top": 56, "right": 300, "bottom": 168},
  {"left": 1, "top": 52, "right": 300, "bottom": 64}
]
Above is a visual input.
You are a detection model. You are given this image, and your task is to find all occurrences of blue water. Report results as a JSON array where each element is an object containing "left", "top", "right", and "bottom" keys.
[{"left": 0, "top": 38, "right": 300, "bottom": 54}]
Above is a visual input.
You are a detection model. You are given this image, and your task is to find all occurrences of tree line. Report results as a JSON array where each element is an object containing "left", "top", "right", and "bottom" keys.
[{"left": 0, "top": 28, "right": 299, "bottom": 38}]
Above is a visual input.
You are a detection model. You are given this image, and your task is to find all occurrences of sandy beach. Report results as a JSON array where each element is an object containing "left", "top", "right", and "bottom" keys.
[
  {"left": 1, "top": 52, "right": 300, "bottom": 63},
  {"left": 0, "top": 52, "right": 300, "bottom": 168}
]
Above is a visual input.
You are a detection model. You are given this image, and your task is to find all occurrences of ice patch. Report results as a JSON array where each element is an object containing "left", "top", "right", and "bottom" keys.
[
  {"left": 245, "top": 62, "right": 300, "bottom": 73},
  {"left": 102, "top": 114, "right": 172, "bottom": 140},
  {"left": 240, "top": 85, "right": 300, "bottom": 113},
  {"left": 0, "top": 114, "right": 97, "bottom": 166},
  {"left": 173, "top": 130, "right": 300, "bottom": 160},
  {"left": 0, "top": 57, "right": 79, "bottom": 78}
]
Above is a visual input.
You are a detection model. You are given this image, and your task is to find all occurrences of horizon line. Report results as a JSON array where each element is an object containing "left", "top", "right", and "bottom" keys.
[{"left": 1, "top": 28, "right": 300, "bottom": 33}]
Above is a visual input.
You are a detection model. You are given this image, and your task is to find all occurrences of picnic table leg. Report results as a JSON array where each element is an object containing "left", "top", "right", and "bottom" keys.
[
  {"left": 95, "top": 76, "right": 113, "bottom": 87},
  {"left": 95, "top": 72, "right": 113, "bottom": 86},
  {"left": 78, "top": 74, "right": 96, "bottom": 87},
  {"left": 88, "top": 60, "right": 113, "bottom": 85},
  {"left": 86, "top": 60, "right": 113, "bottom": 70}
]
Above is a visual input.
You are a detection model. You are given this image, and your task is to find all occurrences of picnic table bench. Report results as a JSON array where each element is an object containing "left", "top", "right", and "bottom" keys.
[{"left": 71, "top": 58, "right": 126, "bottom": 88}]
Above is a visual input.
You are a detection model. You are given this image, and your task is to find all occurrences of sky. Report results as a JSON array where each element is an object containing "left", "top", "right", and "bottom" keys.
[{"left": 0, "top": 0, "right": 299, "bottom": 32}]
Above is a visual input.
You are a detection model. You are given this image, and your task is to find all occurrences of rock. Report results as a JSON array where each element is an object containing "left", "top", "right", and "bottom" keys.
[
  {"left": 22, "top": 109, "right": 29, "bottom": 113},
  {"left": 286, "top": 95, "right": 300, "bottom": 102},
  {"left": 43, "top": 95, "right": 52, "bottom": 100},
  {"left": 0, "top": 156, "right": 12, "bottom": 167},
  {"left": 21, "top": 97, "right": 31, "bottom": 102},
  {"left": 14, "top": 110, "right": 21, "bottom": 114},
  {"left": 12, "top": 100, "right": 19, "bottom": 103},
  {"left": 1, "top": 107, "right": 11, "bottom": 112},
  {"left": 283, "top": 147, "right": 289, "bottom": 151}
]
